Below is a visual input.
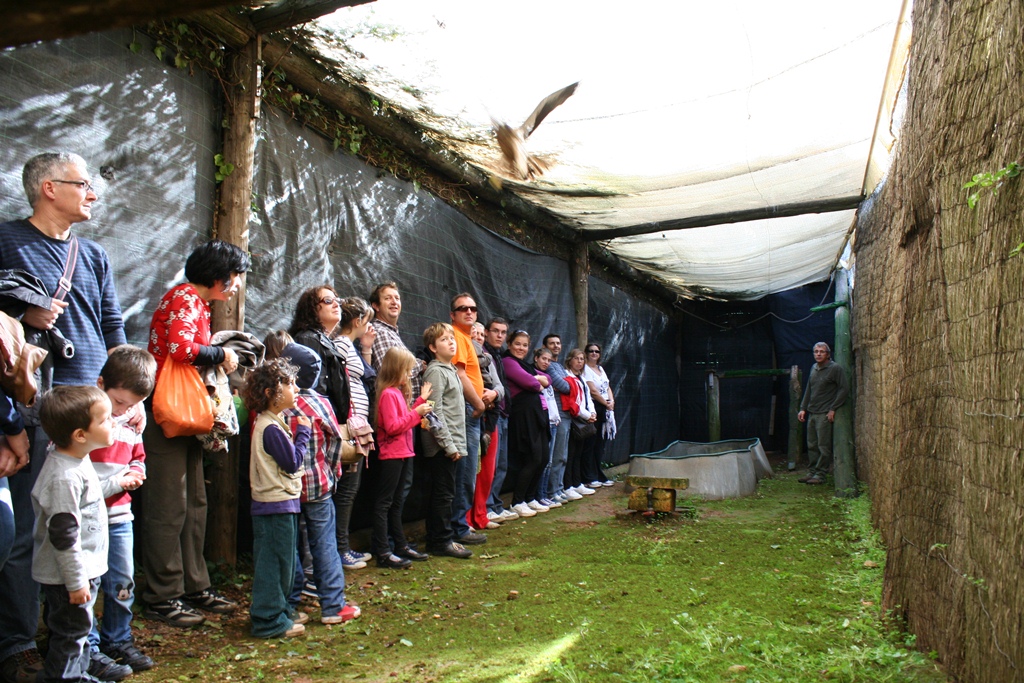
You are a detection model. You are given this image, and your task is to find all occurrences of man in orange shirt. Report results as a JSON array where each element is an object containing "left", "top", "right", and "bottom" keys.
[{"left": 448, "top": 293, "right": 497, "bottom": 545}]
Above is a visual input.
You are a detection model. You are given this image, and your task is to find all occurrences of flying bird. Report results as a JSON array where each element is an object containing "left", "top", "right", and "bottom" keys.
[{"left": 492, "top": 81, "right": 578, "bottom": 181}]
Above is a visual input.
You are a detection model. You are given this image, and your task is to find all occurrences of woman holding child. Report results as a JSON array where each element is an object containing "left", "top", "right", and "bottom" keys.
[
  {"left": 501, "top": 330, "right": 550, "bottom": 519},
  {"left": 141, "top": 240, "right": 249, "bottom": 628}
]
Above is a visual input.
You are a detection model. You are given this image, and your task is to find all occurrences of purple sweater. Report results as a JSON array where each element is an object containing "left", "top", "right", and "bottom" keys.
[{"left": 502, "top": 356, "right": 542, "bottom": 400}]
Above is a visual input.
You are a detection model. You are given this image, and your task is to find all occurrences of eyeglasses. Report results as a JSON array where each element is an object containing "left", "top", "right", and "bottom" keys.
[
  {"left": 452, "top": 305, "right": 477, "bottom": 313},
  {"left": 319, "top": 296, "right": 339, "bottom": 306},
  {"left": 586, "top": 349, "right": 601, "bottom": 354},
  {"left": 51, "top": 179, "right": 95, "bottom": 193}
]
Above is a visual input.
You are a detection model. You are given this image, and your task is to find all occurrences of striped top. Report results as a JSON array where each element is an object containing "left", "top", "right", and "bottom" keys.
[{"left": 335, "top": 335, "right": 369, "bottom": 420}]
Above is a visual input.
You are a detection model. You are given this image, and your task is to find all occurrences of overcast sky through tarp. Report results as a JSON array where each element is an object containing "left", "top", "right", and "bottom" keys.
[{"left": 309, "top": 0, "right": 909, "bottom": 300}]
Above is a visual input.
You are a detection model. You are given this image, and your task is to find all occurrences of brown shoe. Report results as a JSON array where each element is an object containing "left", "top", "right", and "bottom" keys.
[
  {"left": 805, "top": 477, "right": 825, "bottom": 485},
  {"left": 1, "top": 649, "right": 43, "bottom": 683},
  {"left": 797, "top": 475, "right": 814, "bottom": 483}
]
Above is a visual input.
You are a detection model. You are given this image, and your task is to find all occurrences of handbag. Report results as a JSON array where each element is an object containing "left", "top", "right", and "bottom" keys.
[
  {"left": 339, "top": 422, "right": 360, "bottom": 465},
  {"left": 152, "top": 356, "right": 214, "bottom": 438},
  {"left": 570, "top": 418, "right": 597, "bottom": 441}
]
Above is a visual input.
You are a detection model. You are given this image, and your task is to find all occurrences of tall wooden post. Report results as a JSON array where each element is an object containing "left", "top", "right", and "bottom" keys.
[
  {"left": 706, "top": 371, "right": 720, "bottom": 441},
  {"left": 832, "top": 267, "right": 856, "bottom": 497},
  {"left": 569, "top": 241, "right": 589, "bottom": 349},
  {"left": 207, "top": 38, "right": 261, "bottom": 566},
  {"left": 787, "top": 365, "right": 803, "bottom": 470}
]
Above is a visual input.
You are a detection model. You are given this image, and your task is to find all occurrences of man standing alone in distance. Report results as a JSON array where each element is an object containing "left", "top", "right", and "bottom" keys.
[{"left": 797, "top": 342, "right": 848, "bottom": 486}]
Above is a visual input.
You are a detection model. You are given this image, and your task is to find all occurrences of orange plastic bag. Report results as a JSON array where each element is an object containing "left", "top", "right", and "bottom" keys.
[{"left": 152, "top": 356, "right": 214, "bottom": 438}]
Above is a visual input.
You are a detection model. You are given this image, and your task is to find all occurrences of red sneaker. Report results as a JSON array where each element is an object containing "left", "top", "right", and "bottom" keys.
[{"left": 321, "top": 604, "right": 361, "bottom": 624}]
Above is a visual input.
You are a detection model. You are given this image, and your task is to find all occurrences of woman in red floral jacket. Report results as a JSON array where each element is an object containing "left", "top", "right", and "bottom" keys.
[{"left": 141, "top": 240, "right": 250, "bottom": 628}]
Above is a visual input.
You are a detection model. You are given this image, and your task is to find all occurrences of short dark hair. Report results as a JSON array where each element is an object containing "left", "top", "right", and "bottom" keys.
[
  {"left": 486, "top": 317, "right": 509, "bottom": 331},
  {"left": 39, "top": 385, "right": 107, "bottom": 449},
  {"left": 100, "top": 345, "right": 156, "bottom": 398},
  {"left": 184, "top": 240, "right": 251, "bottom": 288},
  {"left": 450, "top": 292, "right": 474, "bottom": 311},
  {"left": 508, "top": 329, "right": 530, "bottom": 346},
  {"left": 289, "top": 285, "right": 336, "bottom": 336},
  {"left": 242, "top": 358, "right": 298, "bottom": 414},
  {"left": 542, "top": 334, "right": 561, "bottom": 345},
  {"left": 368, "top": 282, "right": 398, "bottom": 308}
]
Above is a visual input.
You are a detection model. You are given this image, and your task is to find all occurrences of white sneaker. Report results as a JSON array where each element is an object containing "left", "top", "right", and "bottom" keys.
[
  {"left": 541, "top": 498, "right": 562, "bottom": 508},
  {"left": 600, "top": 480, "right": 615, "bottom": 487},
  {"left": 499, "top": 509, "right": 520, "bottom": 521},
  {"left": 511, "top": 502, "right": 537, "bottom": 517},
  {"left": 587, "top": 481, "right": 604, "bottom": 489},
  {"left": 555, "top": 492, "right": 570, "bottom": 503},
  {"left": 575, "top": 485, "right": 596, "bottom": 495},
  {"left": 487, "top": 511, "right": 502, "bottom": 522},
  {"left": 563, "top": 488, "right": 583, "bottom": 500},
  {"left": 527, "top": 500, "right": 549, "bottom": 512}
]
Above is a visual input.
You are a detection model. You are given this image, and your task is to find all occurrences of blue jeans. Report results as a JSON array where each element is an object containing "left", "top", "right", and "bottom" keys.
[
  {"left": 538, "top": 424, "right": 557, "bottom": 501},
  {"left": 42, "top": 578, "right": 100, "bottom": 683},
  {"left": 487, "top": 416, "right": 509, "bottom": 514},
  {"left": 0, "top": 477, "right": 12, "bottom": 569},
  {"left": 299, "top": 498, "right": 346, "bottom": 617},
  {"left": 251, "top": 513, "right": 298, "bottom": 639},
  {"left": 451, "top": 405, "right": 481, "bottom": 538},
  {"left": 0, "top": 425, "right": 48, "bottom": 662},
  {"left": 89, "top": 521, "right": 135, "bottom": 650},
  {"left": 547, "top": 416, "right": 571, "bottom": 499}
]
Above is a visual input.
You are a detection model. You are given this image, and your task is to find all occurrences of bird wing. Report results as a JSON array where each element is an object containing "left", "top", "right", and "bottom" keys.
[{"left": 519, "top": 82, "right": 579, "bottom": 139}]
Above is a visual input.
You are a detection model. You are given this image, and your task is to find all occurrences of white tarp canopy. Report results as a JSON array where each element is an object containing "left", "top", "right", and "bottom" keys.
[{"left": 303, "top": 0, "right": 910, "bottom": 300}]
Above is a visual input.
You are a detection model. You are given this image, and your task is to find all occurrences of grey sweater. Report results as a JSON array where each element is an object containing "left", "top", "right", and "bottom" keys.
[
  {"left": 419, "top": 360, "right": 467, "bottom": 457},
  {"left": 31, "top": 450, "right": 108, "bottom": 590}
]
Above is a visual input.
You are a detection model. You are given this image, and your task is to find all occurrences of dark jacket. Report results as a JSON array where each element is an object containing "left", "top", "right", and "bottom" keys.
[{"left": 293, "top": 328, "right": 351, "bottom": 421}]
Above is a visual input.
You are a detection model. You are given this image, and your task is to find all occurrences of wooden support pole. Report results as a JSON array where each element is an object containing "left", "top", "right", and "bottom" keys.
[
  {"left": 706, "top": 371, "right": 721, "bottom": 442},
  {"left": 206, "top": 38, "right": 261, "bottom": 567},
  {"left": 832, "top": 267, "right": 857, "bottom": 497},
  {"left": 570, "top": 241, "right": 589, "bottom": 349},
  {"left": 787, "top": 365, "right": 803, "bottom": 470}
]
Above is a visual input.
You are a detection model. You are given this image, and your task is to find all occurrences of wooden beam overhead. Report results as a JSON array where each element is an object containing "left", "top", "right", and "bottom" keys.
[
  {"left": 0, "top": 0, "right": 242, "bottom": 49},
  {"left": 580, "top": 194, "right": 865, "bottom": 242},
  {"left": 249, "top": 0, "right": 374, "bottom": 32}
]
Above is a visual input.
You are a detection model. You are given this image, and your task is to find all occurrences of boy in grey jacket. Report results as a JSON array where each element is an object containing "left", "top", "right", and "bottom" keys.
[
  {"left": 419, "top": 323, "right": 471, "bottom": 559},
  {"left": 31, "top": 385, "right": 115, "bottom": 683}
]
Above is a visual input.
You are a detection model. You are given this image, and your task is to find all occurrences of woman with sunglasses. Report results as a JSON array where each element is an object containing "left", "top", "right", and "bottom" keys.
[
  {"left": 289, "top": 288, "right": 367, "bottom": 571},
  {"left": 501, "top": 330, "right": 550, "bottom": 518},
  {"left": 582, "top": 343, "right": 615, "bottom": 488}
]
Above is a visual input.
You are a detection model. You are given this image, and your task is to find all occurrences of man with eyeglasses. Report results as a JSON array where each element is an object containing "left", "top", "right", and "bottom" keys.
[
  {"left": 448, "top": 293, "right": 497, "bottom": 547},
  {"left": 0, "top": 152, "right": 126, "bottom": 683}
]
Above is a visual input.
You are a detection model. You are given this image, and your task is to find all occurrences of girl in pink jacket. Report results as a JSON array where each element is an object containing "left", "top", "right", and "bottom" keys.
[{"left": 372, "top": 348, "right": 433, "bottom": 568}]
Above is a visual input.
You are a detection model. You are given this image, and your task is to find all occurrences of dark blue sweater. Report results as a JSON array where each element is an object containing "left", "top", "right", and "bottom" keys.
[{"left": 0, "top": 219, "right": 125, "bottom": 386}]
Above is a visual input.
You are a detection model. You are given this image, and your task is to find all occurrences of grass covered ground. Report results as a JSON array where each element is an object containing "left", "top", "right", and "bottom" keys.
[{"left": 129, "top": 470, "right": 949, "bottom": 682}]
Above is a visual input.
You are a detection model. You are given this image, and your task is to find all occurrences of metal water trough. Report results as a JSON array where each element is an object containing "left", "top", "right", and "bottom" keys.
[{"left": 627, "top": 439, "right": 772, "bottom": 501}]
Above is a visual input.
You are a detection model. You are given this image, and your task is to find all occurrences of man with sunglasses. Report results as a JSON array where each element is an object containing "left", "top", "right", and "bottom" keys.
[
  {"left": 448, "top": 293, "right": 497, "bottom": 546},
  {"left": 0, "top": 152, "right": 126, "bottom": 683}
]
